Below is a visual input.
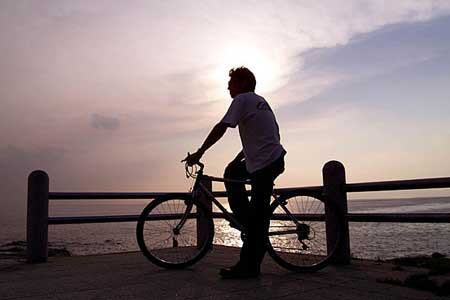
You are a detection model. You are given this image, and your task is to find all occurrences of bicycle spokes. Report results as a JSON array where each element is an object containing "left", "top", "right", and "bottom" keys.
[
  {"left": 267, "top": 193, "right": 341, "bottom": 271},
  {"left": 136, "top": 196, "right": 214, "bottom": 268}
]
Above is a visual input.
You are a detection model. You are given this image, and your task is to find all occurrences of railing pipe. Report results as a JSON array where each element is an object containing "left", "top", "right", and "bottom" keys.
[
  {"left": 345, "top": 177, "right": 450, "bottom": 192},
  {"left": 48, "top": 192, "right": 186, "bottom": 199},
  {"left": 48, "top": 186, "right": 324, "bottom": 200},
  {"left": 347, "top": 213, "right": 450, "bottom": 223},
  {"left": 47, "top": 213, "right": 450, "bottom": 225}
]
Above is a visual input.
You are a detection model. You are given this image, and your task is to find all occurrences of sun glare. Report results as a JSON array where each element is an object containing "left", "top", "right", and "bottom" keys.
[{"left": 211, "top": 46, "right": 283, "bottom": 97}]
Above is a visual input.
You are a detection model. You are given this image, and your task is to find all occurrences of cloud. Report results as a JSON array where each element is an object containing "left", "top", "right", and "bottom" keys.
[
  {"left": 90, "top": 113, "right": 120, "bottom": 131},
  {"left": 274, "top": 14, "right": 450, "bottom": 115},
  {"left": 302, "top": 15, "right": 450, "bottom": 81},
  {"left": 280, "top": 16, "right": 450, "bottom": 146}
]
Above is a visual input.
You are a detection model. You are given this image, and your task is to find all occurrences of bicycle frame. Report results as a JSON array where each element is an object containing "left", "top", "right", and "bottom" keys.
[
  {"left": 194, "top": 173, "right": 247, "bottom": 232},
  {"left": 186, "top": 163, "right": 299, "bottom": 235}
]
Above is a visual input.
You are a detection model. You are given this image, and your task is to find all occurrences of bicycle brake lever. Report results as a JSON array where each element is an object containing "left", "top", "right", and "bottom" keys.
[{"left": 184, "top": 152, "right": 191, "bottom": 178}]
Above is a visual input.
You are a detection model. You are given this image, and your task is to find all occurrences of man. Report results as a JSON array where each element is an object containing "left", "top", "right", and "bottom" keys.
[{"left": 183, "top": 66, "right": 286, "bottom": 279}]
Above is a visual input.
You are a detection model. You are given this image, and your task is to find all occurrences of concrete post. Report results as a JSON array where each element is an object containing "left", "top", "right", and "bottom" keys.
[
  {"left": 197, "top": 178, "right": 212, "bottom": 248},
  {"left": 27, "top": 170, "right": 49, "bottom": 263},
  {"left": 322, "top": 161, "right": 351, "bottom": 264}
]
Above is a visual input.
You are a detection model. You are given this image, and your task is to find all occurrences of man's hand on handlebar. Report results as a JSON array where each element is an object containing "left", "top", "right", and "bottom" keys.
[{"left": 181, "top": 150, "right": 204, "bottom": 166}]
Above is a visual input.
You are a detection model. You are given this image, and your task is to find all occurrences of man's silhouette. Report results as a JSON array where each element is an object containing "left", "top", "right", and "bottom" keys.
[{"left": 183, "top": 66, "right": 286, "bottom": 278}]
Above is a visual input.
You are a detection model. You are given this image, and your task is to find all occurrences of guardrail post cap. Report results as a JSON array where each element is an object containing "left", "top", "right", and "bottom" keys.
[
  {"left": 28, "top": 170, "right": 49, "bottom": 180},
  {"left": 323, "top": 160, "right": 345, "bottom": 173}
]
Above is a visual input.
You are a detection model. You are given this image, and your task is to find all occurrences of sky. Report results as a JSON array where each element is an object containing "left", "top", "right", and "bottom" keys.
[{"left": 1, "top": 1, "right": 450, "bottom": 218}]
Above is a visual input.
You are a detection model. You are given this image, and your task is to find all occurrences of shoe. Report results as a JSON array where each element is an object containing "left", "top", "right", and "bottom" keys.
[{"left": 219, "top": 265, "right": 260, "bottom": 279}]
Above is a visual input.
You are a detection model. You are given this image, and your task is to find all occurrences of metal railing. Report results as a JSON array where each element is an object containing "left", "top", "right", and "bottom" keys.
[
  {"left": 46, "top": 187, "right": 321, "bottom": 225},
  {"left": 26, "top": 160, "right": 450, "bottom": 263}
]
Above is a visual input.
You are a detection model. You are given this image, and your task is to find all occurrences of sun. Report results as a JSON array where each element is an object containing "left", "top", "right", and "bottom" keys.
[{"left": 210, "top": 46, "right": 283, "bottom": 96}]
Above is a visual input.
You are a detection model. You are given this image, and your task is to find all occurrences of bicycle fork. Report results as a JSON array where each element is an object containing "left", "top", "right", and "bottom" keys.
[{"left": 171, "top": 201, "right": 195, "bottom": 248}]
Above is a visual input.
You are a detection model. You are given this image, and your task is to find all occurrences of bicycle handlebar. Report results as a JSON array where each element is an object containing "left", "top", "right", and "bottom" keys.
[
  {"left": 184, "top": 161, "right": 204, "bottom": 178},
  {"left": 184, "top": 161, "right": 254, "bottom": 185}
]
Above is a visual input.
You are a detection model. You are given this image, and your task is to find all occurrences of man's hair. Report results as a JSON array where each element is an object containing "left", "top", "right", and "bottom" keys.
[{"left": 229, "top": 66, "right": 256, "bottom": 92}]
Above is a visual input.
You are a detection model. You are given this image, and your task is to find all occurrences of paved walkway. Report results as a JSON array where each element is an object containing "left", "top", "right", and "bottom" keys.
[{"left": 0, "top": 246, "right": 445, "bottom": 300}]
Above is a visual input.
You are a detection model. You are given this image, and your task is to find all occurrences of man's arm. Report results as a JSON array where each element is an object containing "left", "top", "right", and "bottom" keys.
[
  {"left": 198, "top": 122, "right": 229, "bottom": 154},
  {"left": 183, "top": 122, "right": 229, "bottom": 165}
]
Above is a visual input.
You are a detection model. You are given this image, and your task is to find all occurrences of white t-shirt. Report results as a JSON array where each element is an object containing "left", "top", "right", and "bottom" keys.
[{"left": 221, "top": 92, "right": 285, "bottom": 173}]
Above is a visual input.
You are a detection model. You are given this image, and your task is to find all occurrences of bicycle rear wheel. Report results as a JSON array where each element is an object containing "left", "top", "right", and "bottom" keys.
[
  {"left": 136, "top": 195, "right": 214, "bottom": 269},
  {"left": 267, "top": 191, "right": 341, "bottom": 272}
]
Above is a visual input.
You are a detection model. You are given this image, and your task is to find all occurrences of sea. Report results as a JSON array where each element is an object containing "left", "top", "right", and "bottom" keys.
[{"left": 1, "top": 197, "right": 449, "bottom": 260}]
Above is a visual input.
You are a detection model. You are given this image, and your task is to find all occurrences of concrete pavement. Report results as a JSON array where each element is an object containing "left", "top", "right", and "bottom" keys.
[{"left": 0, "top": 246, "right": 445, "bottom": 300}]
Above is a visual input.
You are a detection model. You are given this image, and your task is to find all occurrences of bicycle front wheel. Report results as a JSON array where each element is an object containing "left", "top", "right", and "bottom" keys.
[
  {"left": 267, "top": 191, "right": 341, "bottom": 272},
  {"left": 136, "top": 195, "right": 214, "bottom": 269}
]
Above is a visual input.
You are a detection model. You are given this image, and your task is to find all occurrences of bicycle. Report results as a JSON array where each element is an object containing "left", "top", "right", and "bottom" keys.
[{"left": 136, "top": 162, "right": 342, "bottom": 272}]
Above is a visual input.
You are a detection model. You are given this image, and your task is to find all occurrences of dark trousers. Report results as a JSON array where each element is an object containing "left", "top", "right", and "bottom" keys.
[{"left": 223, "top": 153, "right": 285, "bottom": 271}]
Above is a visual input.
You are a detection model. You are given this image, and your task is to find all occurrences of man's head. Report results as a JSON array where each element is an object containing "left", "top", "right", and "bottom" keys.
[{"left": 228, "top": 67, "right": 256, "bottom": 98}]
